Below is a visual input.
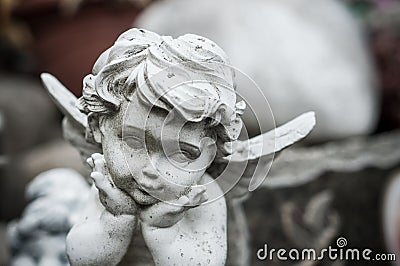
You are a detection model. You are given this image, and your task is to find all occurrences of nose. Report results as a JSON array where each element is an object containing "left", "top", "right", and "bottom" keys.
[{"left": 140, "top": 166, "right": 164, "bottom": 191}]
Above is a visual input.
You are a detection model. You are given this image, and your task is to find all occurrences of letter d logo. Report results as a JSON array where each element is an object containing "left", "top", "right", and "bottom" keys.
[{"left": 257, "top": 244, "right": 268, "bottom": 260}]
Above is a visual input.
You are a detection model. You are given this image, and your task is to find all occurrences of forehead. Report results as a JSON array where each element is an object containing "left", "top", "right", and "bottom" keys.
[{"left": 122, "top": 92, "right": 208, "bottom": 143}]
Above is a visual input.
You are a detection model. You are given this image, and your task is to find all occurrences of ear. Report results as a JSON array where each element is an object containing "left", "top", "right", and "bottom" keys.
[{"left": 87, "top": 113, "right": 102, "bottom": 144}]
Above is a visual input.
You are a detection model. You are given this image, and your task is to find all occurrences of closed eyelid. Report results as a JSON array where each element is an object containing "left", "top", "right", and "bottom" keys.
[
  {"left": 123, "top": 135, "right": 143, "bottom": 141},
  {"left": 122, "top": 126, "right": 146, "bottom": 150},
  {"left": 122, "top": 125, "right": 146, "bottom": 138},
  {"left": 123, "top": 136, "right": 144, "bottom": 150},
  {"left": 179, "top": 142, "right": 201, "bottom": 159}
]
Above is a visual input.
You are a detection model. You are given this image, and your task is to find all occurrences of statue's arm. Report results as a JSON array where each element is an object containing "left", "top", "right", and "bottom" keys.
[
  {"left": 67, "top": 154, "right": 138, "bottom": 266},
  {"left": 141, "top": 175, "right": 227, "bottom": 266},
  {"left": 66, "top": 185, "right": 137, "bottom": 266}
]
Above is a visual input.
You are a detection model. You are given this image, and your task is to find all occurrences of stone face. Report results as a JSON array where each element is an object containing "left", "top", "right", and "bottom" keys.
[{"left": 135, "top": 0, "right": 379, "bottom": 141}]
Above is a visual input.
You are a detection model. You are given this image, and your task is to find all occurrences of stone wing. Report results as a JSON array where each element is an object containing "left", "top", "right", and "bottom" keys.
[
  {"left": 41, "top": 73, "right": 101, "bottom": 163},
  {"left": 210, "top": 112, "right": 316, "bottom": 201}
]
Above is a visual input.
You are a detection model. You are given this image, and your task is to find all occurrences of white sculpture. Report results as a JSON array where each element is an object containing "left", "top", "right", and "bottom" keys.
[
  {"left": 383, "top": 171, "right": 400, "bottom": 263},
  {"left": 135, "top": 0, "right": 379, "bottom": 141},
  {"left": 9, "top": 28, "right": 315, "bottom": 265},
  {"left": 7, "top": 169, "right": 89, "bottom": 266}
]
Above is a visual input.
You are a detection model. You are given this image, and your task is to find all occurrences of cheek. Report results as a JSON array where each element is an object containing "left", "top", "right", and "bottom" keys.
[
  {"left": 124, "top": 147, "right": 149, "bottom": 176},
  {"left": 153, "top": 166, "right": 204, "bottom": 201},
  {"left": 102, "top": 137, "right": 138, "bottom": 189},
  {"left": 157, "top": 159, "right": 205, "bottom": 187},
  {"left": 154, "top": 146, "right": 215, "bottom": 190}
]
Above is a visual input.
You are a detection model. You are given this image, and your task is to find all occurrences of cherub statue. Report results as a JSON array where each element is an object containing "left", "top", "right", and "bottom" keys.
[{"left": 9, "top": 28, "right": 315, "bottom": 265}]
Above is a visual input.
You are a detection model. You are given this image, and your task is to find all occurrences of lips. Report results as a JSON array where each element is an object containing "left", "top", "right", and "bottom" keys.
[
  {"left": 139, "top": 179, "right": 163, "bottom": 191},
  {"left": 128, "top": 178, "right": 161, "bottom": 205},
  {"left": 133, "top": 188, "right": 159, "bottom": 205}
]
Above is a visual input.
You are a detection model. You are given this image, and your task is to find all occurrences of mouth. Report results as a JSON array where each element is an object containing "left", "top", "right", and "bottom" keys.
[{"left": 129, "top": 180, "right": 160, "bottom": 206}]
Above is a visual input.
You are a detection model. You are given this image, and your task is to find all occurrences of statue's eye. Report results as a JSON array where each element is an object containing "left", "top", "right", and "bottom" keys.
[
  {"left": 169, "top": 150, "right": 195, "bottom": 166},
  {"left": 123, "top": 136, "right": 143, "bottom": 150}
]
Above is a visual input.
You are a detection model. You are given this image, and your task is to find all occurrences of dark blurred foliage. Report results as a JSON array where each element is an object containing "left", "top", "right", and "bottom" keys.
[
  {"left": 0, "top": 0, "right": 35, "bottom": 73},
  {"left": 373, "top": 26, "right": 400, "bottom": 131},
  {"left": 346, "top": 0, "right": 400, "bottom": 131},
  {"left": 1, "top": 0, "right": 145, "bottom": 95},
  {"left": 0, "top": 39, "right": 34, "bottom": 73},
  {"left": 346, "top": 0, "right": 398, "bottom": 15},
  {"left": 347, "top": 0, "right": 375, "bottom": 16}
]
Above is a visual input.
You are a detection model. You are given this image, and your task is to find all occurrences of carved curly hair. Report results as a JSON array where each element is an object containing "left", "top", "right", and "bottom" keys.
[{"left": 76, "top": 28, "right": 245, "bottom": 158}]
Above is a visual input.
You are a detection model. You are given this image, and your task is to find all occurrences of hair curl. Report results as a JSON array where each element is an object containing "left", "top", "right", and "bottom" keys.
[{"left": 77, "top": 28, "right": 245, "bottom": 158}]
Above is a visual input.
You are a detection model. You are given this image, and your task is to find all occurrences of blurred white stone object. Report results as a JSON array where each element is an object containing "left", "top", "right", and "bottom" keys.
[
  {"left": 383, "top": 170, "right": 400, "bottom": 262},
  {"left": 136, "top": 0, "right": 379, "bottom": 141},
  {"left": 7, "top": 169, "right": 90, "bottom": 266}
]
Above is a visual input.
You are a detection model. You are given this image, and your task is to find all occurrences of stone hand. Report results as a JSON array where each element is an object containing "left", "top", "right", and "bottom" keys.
[
  {"left": 88, "top": 153, "right": 138, "bottom": 216},
  {"left": 140, "top": 177, "right": 227, "bottom": 266},
  {"left": 140, "top": 185, "right": 208, "bottom": 228}
]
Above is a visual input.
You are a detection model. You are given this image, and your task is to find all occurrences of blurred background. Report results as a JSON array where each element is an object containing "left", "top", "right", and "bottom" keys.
[{"left": 1, "top": 0, "right": 400, "bottom": 265}]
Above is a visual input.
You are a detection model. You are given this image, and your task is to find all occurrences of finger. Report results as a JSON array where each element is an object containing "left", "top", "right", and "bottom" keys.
[
  {"left": 140, "top": 200, "right": 189, "bottom": 228},
  {"left": 91, "top": 154, "right": 116, "bottom": 188},
  {"left": 86, "top": 157, "right": 94, "bottom": 168},
  {"left": 167, "top": 195, "right": 190, "bottom": 212},
  {"left": 141, "top": 196, "right": 189, "bottom": 222},
  {"left": 189, "top": 191, "right": 208, "bottom": 206},
  {"left": 156, "top": 196, "right": 189, "bottom": 215},
  {"left": 90, "top": 171, "right": 112, "bottom": 192},
  {"left": 186, "top": 185, "right": 207, "bottom": 205},
  {"left": 190, "top": 185, "right": 206, "bottom": 195},
  {"left": 197, "top": 192, "right": 209, "bottom": 205},
  {"left": 92, "top": 154, "right": 107, "bottom": 174},
  {"left": 91, "top": 153, "right": 103, "bottom": 160}
]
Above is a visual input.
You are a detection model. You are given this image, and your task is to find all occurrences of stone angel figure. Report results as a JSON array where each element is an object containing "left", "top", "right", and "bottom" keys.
[{"left": 8, "top": 28, "right": 315, "bottom": 266}]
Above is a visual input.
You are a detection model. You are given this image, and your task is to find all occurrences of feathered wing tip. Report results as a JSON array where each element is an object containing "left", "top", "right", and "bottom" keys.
[
  {"left": 7, "top": 169, "right": 90, "bottom": 266},
  {"left": 40, "top": 73, "right": 87, "bottom": 128},
  {"left": 226, "top": 111, "right": 316, "bottom": 162},
  {"left": 246, "top": 112, "right": 316, "bottom": 192},
  {"left": 41, "top": 73, "right": 101, "bottom": 164},
  {"left": 212, "top": 112, "right": 316, "bottom": 200}
]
